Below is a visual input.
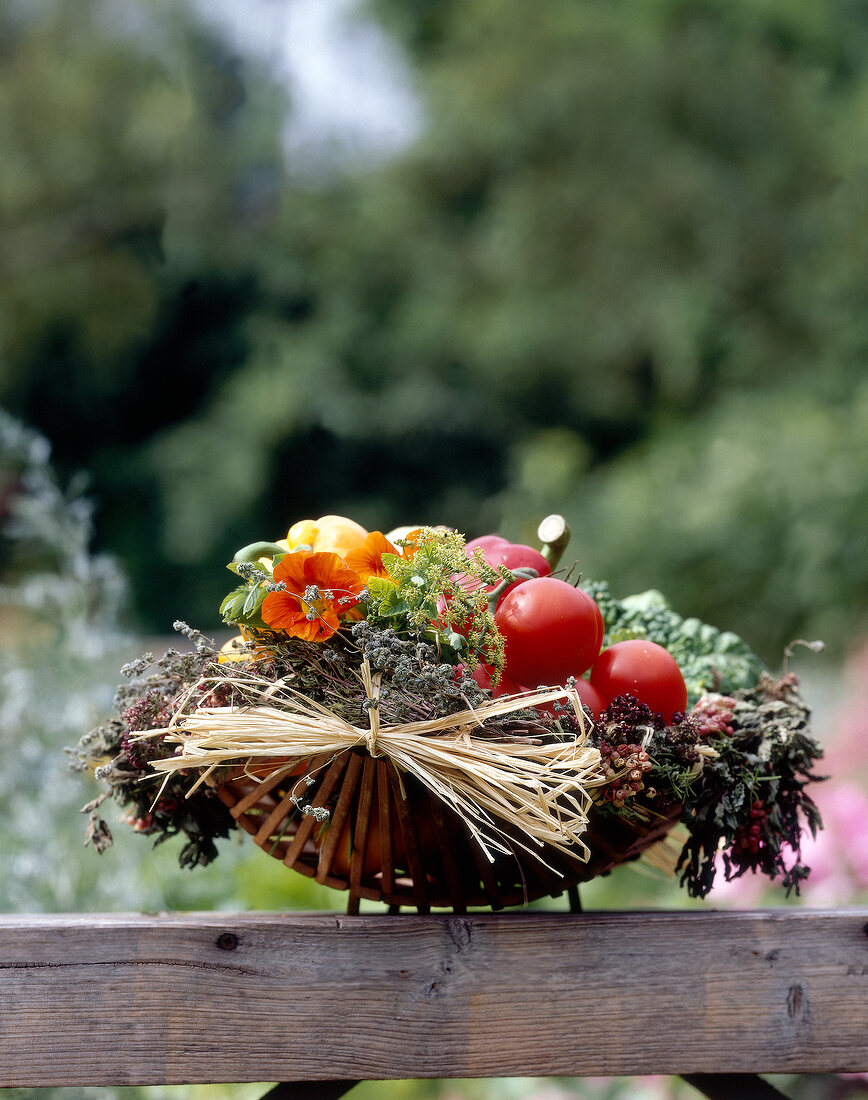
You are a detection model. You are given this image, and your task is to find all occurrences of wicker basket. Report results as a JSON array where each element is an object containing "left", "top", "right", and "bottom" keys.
[{"left": 212, "top": 748, "right": 681, "bottom": 913}]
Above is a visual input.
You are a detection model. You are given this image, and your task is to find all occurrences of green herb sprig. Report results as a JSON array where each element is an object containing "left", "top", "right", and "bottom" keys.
[{"left": 366, "top": 527, "right": 509, "bottom": 678}]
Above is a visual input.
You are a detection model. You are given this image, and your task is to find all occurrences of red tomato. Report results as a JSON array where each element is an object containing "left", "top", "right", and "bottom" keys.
[
  {"left": 463, "top": 535, "right": 551, "bottom": 603},
  {"left": 590, "top": 639, "right": 688, "bottom": 723},
  {"left": 464, "top": 535, "right": 506, "bottom": 554},
  {"left": 494, "top": 577, "right": 603, "bottom": 686},
  {"left": 588, "top": 595, "right": 604, "bottom": 655}
]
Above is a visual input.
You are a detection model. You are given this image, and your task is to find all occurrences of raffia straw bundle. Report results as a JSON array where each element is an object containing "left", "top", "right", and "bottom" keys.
[{"left": 139, "top": 661, "right": 603, "bottom": 866}]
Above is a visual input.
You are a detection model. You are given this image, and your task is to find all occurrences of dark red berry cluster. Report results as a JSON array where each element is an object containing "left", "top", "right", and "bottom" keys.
[
  {"left": 599, "top": 695, "right": 666, "bottom": 738},
  {"left": 120, "top": 689, "right": 174, "bottom": 770},
  {"left": 660, "top": 717, "right": 702, "bottom": 764},
  {"left": 121, "top": 688, "right": 173, "bottom": 733},
  {"left": 733, "top": 800, "right": 769, "bottom": 857}
]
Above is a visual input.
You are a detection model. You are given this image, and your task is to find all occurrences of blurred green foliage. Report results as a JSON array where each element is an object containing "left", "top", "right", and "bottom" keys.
[{"left": 2, "top": 0, "right": 867, "bottom": 665}]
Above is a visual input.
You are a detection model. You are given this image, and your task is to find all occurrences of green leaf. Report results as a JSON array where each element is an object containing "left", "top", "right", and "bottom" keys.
[
  {"left": 365, "top": 576, "right": 394, "bottom": 599},
  {"left": 366, "top": 576, "right": 411, "bottom": 620},
  {"left": 220, "top": 588, "right": 249, "bottom": 622},
  {"left": 242, "top": 584, "right": 266, "bottom": 617}
]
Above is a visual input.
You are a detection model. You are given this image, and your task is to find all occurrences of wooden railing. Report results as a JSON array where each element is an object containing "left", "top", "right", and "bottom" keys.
[{"left": 2, "top": 909, "right": 867, "bottom": 1096}]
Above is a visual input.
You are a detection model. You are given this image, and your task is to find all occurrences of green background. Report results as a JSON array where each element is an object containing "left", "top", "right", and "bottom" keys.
[{"left": 2, "top": 0, "right": 867, "bottom": 663}]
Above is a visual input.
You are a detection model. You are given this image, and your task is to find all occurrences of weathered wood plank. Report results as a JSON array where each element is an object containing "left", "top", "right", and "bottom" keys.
[{"left": 1, "top": 910, "right": 866, "bottom": 1087}]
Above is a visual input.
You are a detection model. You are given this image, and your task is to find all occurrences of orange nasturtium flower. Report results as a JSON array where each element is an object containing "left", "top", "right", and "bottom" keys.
[
  {"left": 395, "top": 528, "right": 422, "bottom": 560},
  {"left": 261, "top": 550, "right": 366, "bottom": 641},
  {"left": 343, "top": 531, "right": 401, "bottom": 582}
]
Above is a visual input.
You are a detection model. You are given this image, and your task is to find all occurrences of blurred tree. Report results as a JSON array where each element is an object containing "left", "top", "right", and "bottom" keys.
[
  {"left": 189, "top": 0, "right": 868, "bottom": 655},
  {"left": 0, "top": 0, "right": 288, "bottom": 624},
  {"left": 502, "top": 385, "right": 868, "bottom": 662},
  {"left": 363, "top": 0, "right": 868, "bottom": 421},
  {"left": 3, "top": 0, "right": 868, "bottom": 660}
]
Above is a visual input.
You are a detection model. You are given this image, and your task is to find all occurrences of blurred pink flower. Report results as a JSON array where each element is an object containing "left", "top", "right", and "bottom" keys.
[
  {"left": 707, "top": 864, "right": 767, "bottom": 907},
  {"left": 796, "top": 781, "right": 868, "bottom": 904},
  {"left": 824, "top": 637, "right": 868, "bottom": 785}
]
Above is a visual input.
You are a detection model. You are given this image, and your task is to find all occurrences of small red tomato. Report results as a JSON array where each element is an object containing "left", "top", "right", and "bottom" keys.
[
  {"left": 524, "top": 675, "right": 607, "bottom": 721},
  {"left": 590, "top": 639, "right": 688, "bottom": 723},
  {"left": 571, "top": 677, "right": 607, "bottom": 719},
  {"left": 472, "top": 663, "right": 525, "bottom": 698},
  {"left": 494, "top": 577, "right": 604, "bottom": 686}
]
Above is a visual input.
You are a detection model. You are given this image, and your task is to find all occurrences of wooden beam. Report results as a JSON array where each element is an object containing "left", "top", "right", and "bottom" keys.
[{"left": 1, "top": 910, "right": 867, "bottom": 1087}]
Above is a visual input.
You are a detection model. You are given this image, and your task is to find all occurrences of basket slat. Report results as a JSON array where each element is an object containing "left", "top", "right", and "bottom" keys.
[
  {"left": 231, "top": 766, "right": 295, "bottom": 818},
  {"left": 348, "top": 755, "right": 378, "bottom": 913},
  {"left": 461, "top": 816, "right": 505, "bottom": 910},
  {"left": 210, "top": 748, "right": 682, "bottom": 912},
  {"left": 376, "top": 758, "right": 396, "bottom": 898},
  {"left": 388, "top": 765, "right": 431, "bottom": 914},
  {"left": 281, "top": 754, "right": 349, "bottom": 869},
  {"left": 252, "top": 786, "right": 299, "bottom": 849},
  {"left": 430, "top": 797, "right": 468, "bottom": 914},
  {"left": 317, "top": 752, "right": 364, "bottom": 884}
]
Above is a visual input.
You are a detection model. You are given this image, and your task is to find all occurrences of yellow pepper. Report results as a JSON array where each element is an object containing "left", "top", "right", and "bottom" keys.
[
  {"left": 218, "top": 631, "right": 274, "bottom": 663},
  {"left": 218, "top": 635, "right": 251, "bottom": 663},
  {"left": 286, "top": 514, "right": 369, "bottom": 558}
]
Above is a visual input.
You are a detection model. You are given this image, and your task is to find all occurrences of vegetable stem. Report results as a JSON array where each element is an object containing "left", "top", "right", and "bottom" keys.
[
  {"left": 537, "top": 514, "right": 571, "bottom": 570},
  {"left": 233, "top": 541, "right": 290, "bottom": 563}
]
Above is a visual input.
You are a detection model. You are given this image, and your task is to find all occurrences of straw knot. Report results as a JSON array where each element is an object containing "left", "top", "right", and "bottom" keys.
[
  {"left": 363, "top": 698, "right": 381, "bottom": 757},
  {"left": 360, "top": 661, "right": 383, "bottom": 757}
]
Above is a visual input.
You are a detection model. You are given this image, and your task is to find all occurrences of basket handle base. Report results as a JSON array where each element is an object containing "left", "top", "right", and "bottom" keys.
[
  {"left": 682, "top": 1075, "right": 791, "bottom": 1099},
  {"left": 258, "top": 1082, "right": 358, "bottom": 1100}
]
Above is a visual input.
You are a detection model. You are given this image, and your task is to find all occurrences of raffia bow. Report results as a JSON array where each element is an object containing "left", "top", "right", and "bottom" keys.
[{"left": 139, "top": 661, "right": 603, "bottom": 864}]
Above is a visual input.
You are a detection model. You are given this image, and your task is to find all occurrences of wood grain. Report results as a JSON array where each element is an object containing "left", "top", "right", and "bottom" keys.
[{"left": 1, "top": 910, "right": 866, "bottom": 1087}]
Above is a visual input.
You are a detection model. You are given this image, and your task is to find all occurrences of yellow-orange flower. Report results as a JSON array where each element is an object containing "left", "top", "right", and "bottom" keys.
[
  {"left": 343, "top": 531, "right": 400, "bottom": 582},
  {"left": 261, "top": 550, "right": 365, "bottom": 642}
]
